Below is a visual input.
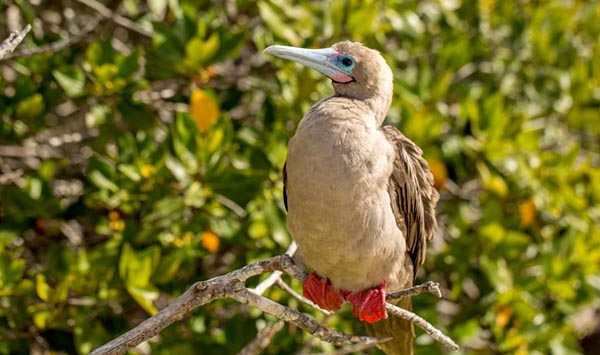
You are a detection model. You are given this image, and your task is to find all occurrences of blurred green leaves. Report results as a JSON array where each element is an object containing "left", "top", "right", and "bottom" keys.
[
  {"left": 0, "top": 0, "right": 599, "bottom": 354},
  {"left": 119, "top": 243, "right": 161, "bottom": 314}
]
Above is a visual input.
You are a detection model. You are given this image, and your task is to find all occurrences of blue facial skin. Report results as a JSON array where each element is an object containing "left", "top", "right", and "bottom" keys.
[{"left": 335, "top": 54, "right": 356, "bottom": 75}]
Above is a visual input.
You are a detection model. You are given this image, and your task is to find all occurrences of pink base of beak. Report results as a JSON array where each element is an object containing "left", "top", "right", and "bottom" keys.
[{"left": 330, "top": 72, "right": 354, "bottom": 83}]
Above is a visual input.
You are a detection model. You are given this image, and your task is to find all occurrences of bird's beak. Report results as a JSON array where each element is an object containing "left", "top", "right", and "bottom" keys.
[{"left": 264, "top": 45, "right": 354, "bottom": 83}]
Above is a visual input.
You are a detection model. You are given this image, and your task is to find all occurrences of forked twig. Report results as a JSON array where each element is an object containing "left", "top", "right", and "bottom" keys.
[
  {"left": 387, "top": 280, "right": 442, "bottom": 299},
  {"left": 90, "top": 253, "right": 459, "bottom": 354},
  {"left": 386, "top": 303, "right": 460, "bottom": 351}
]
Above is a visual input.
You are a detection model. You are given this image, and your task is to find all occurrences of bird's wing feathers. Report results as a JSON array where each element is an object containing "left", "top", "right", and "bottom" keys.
[
  {"left": 282, "top": 127, "right": 438, "bottom": 278},
  {"left": 283, "top": 161, "right": 288, "bottom": 211},
  {"left": 381, "top": 126, "right": 439, "bottom": 279}
]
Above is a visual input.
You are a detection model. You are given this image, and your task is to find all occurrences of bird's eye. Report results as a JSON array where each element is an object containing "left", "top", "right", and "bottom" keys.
[{"left": 338, "top": 55, "right": 355, "bottom": 69}]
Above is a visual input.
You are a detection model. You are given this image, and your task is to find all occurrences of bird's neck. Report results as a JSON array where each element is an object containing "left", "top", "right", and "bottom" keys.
[
  {"left": 363, "top": 91, "right": 392, "bottom": 126},
  {"left": 332, "top": 83, "right": 393, "bottom": 126}
]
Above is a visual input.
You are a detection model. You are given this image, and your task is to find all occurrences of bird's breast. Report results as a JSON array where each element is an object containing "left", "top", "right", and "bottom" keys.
[{"left": 285, "top": 117, "right": 409, "bottom": 291}]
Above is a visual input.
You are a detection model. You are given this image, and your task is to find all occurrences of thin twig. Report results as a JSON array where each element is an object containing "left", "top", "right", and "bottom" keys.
[
  {"left": 0, "top": 24, "right": 31, "bottom": 60},
  {"left": 90, "top": 253, "right": 459, "bottom": 354},
  {"left": 240, "top": 242, "right": 299, "bottom": 353},
  {"left": 233, "top": 289, "right": 383, "bottom": 347},
  {"left": 275, "top": 278, "right": 333, "bottom": 315},
  {"left": 2, "top": 19, "right": 100, "bottom": 61},
  {"left": 75, "top": 0, "right": 152, "bottom": 37},
  {"left": 90, "top": 255, "right": 297, "bottom": 355},
  {"left": 252, "top": 242, "right": 299, "bottom": 295},
  {"left": 0, "top": 145, "right": 60, "bottom": 159},
  {"left": 385, "top": 303, "right": 459, "bottom": 351},
  {"left": 216, "top": 194, "right": 248, "bottom": 218},
  {"left": 0, "top": 169, "right": 23, "bottom": 185},
  {"left": 386, "top": 281, "right": 442, "bottom": 300},
  {"left": 237, "top": 320, "right": 285, "bottom": 355}
]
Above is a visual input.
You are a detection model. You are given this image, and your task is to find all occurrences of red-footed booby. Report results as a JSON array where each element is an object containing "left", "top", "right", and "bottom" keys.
[{"left": 264, "top": 41, "right": 439, "bottom": 355}]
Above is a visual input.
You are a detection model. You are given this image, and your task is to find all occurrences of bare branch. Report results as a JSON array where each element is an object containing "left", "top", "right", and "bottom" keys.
[
  {"left": 241, "top": 243, "right": 299, "bottom": 353},
  {"left": 252, "top": 242, "right": 299, "bottom": 295},
  {"left": 0, "top": 24, "right": 31, "bottom": 60},
  {"left": 90, "top": 255, "right": 297, "bottom": 355},
  {"left": 275, "top": 278, "right": 333, "bottom": 315},
  {"left": 1, "top": 19, "right": 100, "bottom": 61},
  {"left": 75, "top": 0, "right": 152, "bottom": 37},
  {"left": 90, "top": 253, "right": 458, "bottom": 355},
  {"left": 386, "top": 280, "right": 442, "bottom": 300},
  {"left": 237, "top": 320, "right": 285, "bottom": 355},
  {"left": 385, "top": 303, "right": 460, "bottom": 351},
  {"left": 232, "top": 289, "right": 383, "bottom": 346},
  {"left": 0, "top": 169, "right": 23, "bottom": 185},
  {"left": 216, "top": 194, "right": 249, "bottom": 218}
]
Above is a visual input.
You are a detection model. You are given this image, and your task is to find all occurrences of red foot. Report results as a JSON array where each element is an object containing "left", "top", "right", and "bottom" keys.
[
  {"left": 345, "top": 281, "right": 388, "bottom": 323},
  {"left": 302, "top": 273, "right": 345, "bottom": 311}
]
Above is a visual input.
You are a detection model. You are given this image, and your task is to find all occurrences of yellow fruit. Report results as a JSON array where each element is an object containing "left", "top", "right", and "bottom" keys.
[
  {"left": 519, "top": 198, "right": 536, "bottom": 228},
  {"left": 201, "top": 231, "right": 220, "bottom": 253}
]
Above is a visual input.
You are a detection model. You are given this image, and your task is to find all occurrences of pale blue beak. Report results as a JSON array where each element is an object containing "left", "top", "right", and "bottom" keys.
[{"left": 264, "top": 45, "right": 353, "bottom": 83}]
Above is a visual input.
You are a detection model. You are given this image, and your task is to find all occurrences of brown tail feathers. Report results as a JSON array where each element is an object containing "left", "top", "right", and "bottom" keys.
[{"left": 365, "top": 296, "right": 414, "bottom": 355}]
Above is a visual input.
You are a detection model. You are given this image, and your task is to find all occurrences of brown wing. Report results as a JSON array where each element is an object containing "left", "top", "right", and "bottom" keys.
[
  {"left": 283, "top": 161, "right": 288, "bottom": 211},
  {"left": 381, "top": 126, "right": 439, "bottom": 279}
]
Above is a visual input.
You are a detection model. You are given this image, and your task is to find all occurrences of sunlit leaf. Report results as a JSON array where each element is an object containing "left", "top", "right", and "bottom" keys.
[
  {"left": 35, "top": 274, "right": 50, "bottom": 302},
  {"left": 127, "top": 284, "right": 159, "bottom": 315},
  {"left": 15, "top": 93, "right": 44, "bottom": 119},
  {"left": 190, "top": 88, "right": 220, "bottom": 133},
  {"left": 53, "top": 67, "right": 86, "bottom": 98}
]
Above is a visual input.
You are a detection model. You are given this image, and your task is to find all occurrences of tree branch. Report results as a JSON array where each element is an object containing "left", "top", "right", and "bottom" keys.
[
  {"left": 90, "top": 255, "right": 298, "bottom": 355},
  {"left": 75, "top": 0, "right": 152, "bottom": 37},
  {"left": 275, "top": 278, "right": 333, "bottom": 315},
  {"left": 232, "top": 289, "right": 383, "bottom": 346},
  {"left": 251, "top": 242, "right": 299, "bottom": 295},
  {"left": 236, "top": 320, "right": 285, "bottom": 355},
  {"left": 0, "top": 24, "right": 31, "bottom": 60},
  {"left": 90, "top": 253, "right": 459, "bottom": 354},
  {"left": 386, "top": 280, "right": 442, "bottom": 299},
  {"left": 386, "top": 303, "right": 460, "bottom": 351},
  {"left": 1, "top": 19, "right": 100, "bottom": 61}
]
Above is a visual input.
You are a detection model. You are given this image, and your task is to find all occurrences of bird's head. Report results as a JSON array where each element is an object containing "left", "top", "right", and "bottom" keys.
[{"left": 264, "top": 41, "right": 393, "bottom": 102}]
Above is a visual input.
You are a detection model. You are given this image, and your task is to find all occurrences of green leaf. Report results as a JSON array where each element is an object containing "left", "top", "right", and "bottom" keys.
[
  {"left": 126, "top": 284, "right": 159, "bottom": 315},
  {"left": 152, "top": 250, "right": 183, "bottom": 285},
  {"left": 15, "top": 93, "right": 44, "bottom": 119},
  {"left": 50, "top": 274, "right": 73, "bottom": 303},
  {"left": 118, "top": 164, "right": 141, "bottom": 182},
  {"left": 85, "top": 41, "right": 115, "bottom": 66},
  {"left": 52, "top": 67, "right": 86, "bottom": 98},
  {"left": 89, "top": 170, "right": 119, "bottom": 192},
  {"left": 257, "top": 1, "right": 301, "bottom": 45},
  {"left": 74, "top": 321, "right": 110, "bottom": 355},
  {"left": 119, "top": 243, "right": 160, "bottom": 287},
  {"left": 33, "top": 310, "right": 52, "bottom": 329},
  {"left": 481, "top": 256, "right": 513, "bottom": 293},
  {"left": 148, "top": 0, "right": 168, "bottom": 17},
  {"left": 116, "top": 50, "right": 140, "bottom": 78},
  {"left": 183, "top": 36, "right": 219, "bottom": 70},
  {"left": 35, "top": 274, "right": 50, "bottom": 302}
]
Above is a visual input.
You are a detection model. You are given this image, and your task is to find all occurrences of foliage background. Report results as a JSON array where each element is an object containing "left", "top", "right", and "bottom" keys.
[{"left": 1, "top": 0, "right": 599, "bottom": 354}]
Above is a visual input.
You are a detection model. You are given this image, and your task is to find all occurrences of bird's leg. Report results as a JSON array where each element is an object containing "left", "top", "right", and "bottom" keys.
[
  {"left": 302, "top": 273, "right": 345, "bottom": 311},
  {"left": 345, "top": 281, "right": 388, "bottom": 323}
]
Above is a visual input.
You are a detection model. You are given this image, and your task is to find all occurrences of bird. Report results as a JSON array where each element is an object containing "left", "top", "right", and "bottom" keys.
[{"left": 264, "top": 41, "right": 439, "bottom": 355}]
